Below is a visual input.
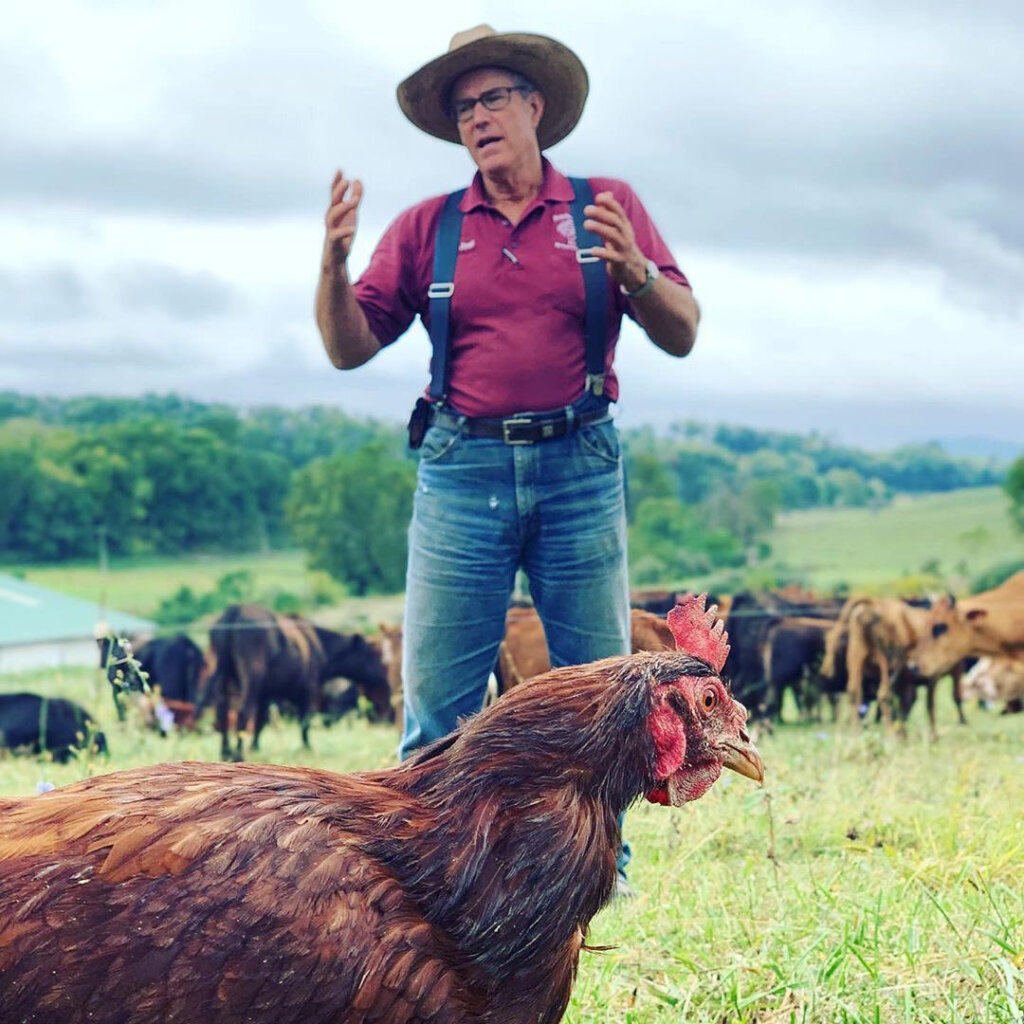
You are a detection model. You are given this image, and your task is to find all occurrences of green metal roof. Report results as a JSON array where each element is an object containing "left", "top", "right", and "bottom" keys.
[{"left": 0, "top": 573, "right": 156, "bottom": 646}]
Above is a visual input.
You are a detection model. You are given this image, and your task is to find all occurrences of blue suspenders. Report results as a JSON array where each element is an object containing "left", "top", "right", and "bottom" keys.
[{"left": 425, "top": 176, "right": 608, "bottom": 404}]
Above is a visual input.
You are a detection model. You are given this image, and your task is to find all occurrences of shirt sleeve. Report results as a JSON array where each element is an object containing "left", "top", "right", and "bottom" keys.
[{"left": 352, "top": 199, "right": 440, "bottom": 347}]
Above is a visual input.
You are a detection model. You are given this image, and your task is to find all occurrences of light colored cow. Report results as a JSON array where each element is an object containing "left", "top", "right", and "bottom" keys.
[
  {"left": 910, "top": 571, "right": 1024, "bottom": 679},
  {"left": 960, "top": 655, "right": 1024, "bottom": 706}
]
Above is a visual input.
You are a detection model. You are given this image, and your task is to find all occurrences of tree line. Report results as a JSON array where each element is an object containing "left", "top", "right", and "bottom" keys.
[{"left": 0, "top": 392, "right": 1015, "bottom": 594}]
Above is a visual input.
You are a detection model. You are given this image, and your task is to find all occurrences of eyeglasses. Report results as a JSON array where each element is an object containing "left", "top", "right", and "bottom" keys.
[{"left": 452, "top": 86, "right": 531, "bottom": 123}]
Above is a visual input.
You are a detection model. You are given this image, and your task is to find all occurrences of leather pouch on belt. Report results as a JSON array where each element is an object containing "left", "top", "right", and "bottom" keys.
[{"left": 407, "top": 397, "right": 431, "bottom": 450}]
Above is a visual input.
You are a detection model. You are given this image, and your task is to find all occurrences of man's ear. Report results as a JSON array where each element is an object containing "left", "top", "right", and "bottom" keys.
[{"left": 529, "top": 90, "right": 545, "bottom": 129}]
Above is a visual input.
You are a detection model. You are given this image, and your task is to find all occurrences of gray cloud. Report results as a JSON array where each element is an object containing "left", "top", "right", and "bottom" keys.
[
  {"left": 0, "top": 266, "right": 89, "bottom": 322},
  {"left": 114, "top": 263, "right": 236, "bottom": 320},
  {"left": 2, "top": 1, "right": 1022, "bottom": 446}
]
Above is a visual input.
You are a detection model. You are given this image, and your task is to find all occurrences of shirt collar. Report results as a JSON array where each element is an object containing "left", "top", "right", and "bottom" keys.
[{"left": 458, "top": 158, "right": 576, "bottom": 214}]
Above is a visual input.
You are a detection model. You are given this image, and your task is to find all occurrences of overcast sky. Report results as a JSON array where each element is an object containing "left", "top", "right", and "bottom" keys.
[{"left": 2, "top": 0, "right": 1022, "bottom": 450}]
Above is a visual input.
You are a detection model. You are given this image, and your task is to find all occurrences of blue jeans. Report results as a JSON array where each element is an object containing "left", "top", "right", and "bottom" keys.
[{"left": 400, "top": 401, "right": 632, "bottom": 873}]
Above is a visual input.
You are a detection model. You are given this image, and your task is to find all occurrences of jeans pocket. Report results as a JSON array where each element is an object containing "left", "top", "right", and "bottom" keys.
[
  {"left": 578, "top": 421, "right": 621, "bottom": 466},
  {"left": 418, "top": 425, "right": 461, "bottom": 464}
]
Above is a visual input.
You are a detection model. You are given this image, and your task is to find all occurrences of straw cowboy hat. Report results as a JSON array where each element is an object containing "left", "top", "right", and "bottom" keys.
[{"left": 397, "top": 25, "right": 589, "bottom": 150}]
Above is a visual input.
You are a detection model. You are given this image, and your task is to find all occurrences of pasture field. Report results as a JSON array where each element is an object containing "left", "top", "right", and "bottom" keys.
[
  {"left": 7, "top": 549, "right": 406, "bottom": 631},
  {"left": 1, "top": 667, "right": 1020, "bottom": 1022},
  {"left": 767, "top": 487, "right": 1022, "bottom": 593}
]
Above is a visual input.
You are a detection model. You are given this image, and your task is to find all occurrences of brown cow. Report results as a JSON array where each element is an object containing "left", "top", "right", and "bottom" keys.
[
  {"left": 495, "top": 607, "right": 677, "bottom": 692},
  {"left": 375, "top": 623, "right": 406, "bottom": 730},
  {"left": 823, "top": 597, "right": 925, "bottom": 733},
  {"left": 910, "top": 571, "right": 1024, "bottom": 679}
]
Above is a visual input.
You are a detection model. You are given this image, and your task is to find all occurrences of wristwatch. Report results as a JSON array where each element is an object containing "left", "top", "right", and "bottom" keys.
[{"left": 620, "top": 258, "right": 660, "bottom": 299}]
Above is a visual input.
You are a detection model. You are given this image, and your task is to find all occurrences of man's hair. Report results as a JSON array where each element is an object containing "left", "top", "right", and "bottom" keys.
[
  {"left": 507, "top": 70, "right": 538, "bottom": 95},
  {"left": 447, "top": 66, "right": 540, "bottom": 114}
]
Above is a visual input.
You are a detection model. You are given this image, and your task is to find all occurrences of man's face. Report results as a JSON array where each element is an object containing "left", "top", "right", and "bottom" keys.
[{"left": 451, "top": 67, "right": 544, "bottom": 175}]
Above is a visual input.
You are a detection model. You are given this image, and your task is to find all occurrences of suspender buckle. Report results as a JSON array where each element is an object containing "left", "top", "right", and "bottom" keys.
[
  {"left": 428, "top": 282, "right": 455, "bottom": 299},
  {"left": 576, "top": 248, "right": 601, "bottom": 264},
  {"left": 585, "top": 373, "right": 606, "bottom": 397}
]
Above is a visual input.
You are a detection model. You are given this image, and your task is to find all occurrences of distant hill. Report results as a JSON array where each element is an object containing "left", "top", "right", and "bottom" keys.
[{"left": 932, "top": 436, "right": 1021, "bottom": 463}]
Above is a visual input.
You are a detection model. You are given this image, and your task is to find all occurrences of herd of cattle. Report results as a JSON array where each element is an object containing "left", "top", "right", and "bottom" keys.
[{"left": 2, "top": 571, "right": 1021, "bottom": 764}]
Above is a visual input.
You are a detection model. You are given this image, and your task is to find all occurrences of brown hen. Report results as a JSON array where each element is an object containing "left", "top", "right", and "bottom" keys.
[{"left": 0, "top": 596, "right": 762, "bottom": 1023}]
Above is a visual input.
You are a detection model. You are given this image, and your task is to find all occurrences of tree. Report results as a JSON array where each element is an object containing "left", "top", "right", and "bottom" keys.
[
  {"left": 623, "top": 451, "right": 674, "bottom": 522},
  {"left": 1006, "top": 455, "right": 1024, "bottom": 532},
  {"left": 286, "top": 443, "right": 417, "bottom": 595}
]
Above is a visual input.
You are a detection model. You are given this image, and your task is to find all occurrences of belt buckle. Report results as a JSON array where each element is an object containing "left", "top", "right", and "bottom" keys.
[{"left": 502, "top": 417, "right": 535, "bottom": 445}]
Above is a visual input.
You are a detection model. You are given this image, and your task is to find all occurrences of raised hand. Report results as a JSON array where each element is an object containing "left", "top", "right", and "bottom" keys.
[
  {"left": 582, "top": 192, "right": 648, "bottom": 293},
  {"left": 323, "top": 171, "right": 364, "bottom": 271}
]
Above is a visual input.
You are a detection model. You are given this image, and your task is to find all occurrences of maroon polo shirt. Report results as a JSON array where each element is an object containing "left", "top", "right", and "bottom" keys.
[{"left": 353, "top": 159, "right": 690, "bottom": 419}]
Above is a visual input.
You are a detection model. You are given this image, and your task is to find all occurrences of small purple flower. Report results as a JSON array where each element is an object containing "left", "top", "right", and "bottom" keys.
[
  {"left": 36, "top": 781, "right": 55, "bottom": 795},
  {"left": 816, "top": 731, "right": 829, "bottom": 741},
  {"left": 858, "top": 703, "right": 869, "bottom": 716}
]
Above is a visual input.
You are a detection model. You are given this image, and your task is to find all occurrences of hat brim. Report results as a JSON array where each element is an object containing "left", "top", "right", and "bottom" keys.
[{"left": 397, "top": 32, "right": 588, "bottom": 150}]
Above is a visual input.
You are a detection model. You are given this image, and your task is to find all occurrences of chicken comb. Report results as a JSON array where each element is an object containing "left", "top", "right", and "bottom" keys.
[{"left": 666, "top": 594, "right": 730, "bottom": 673}]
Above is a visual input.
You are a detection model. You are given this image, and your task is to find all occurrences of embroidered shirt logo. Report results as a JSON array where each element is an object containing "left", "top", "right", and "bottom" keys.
[
  {"left": 458, "top": 239, "right": 476, "bottom": 252},
  {"left": 552, "top": 212, "right": 577, "bottom": 251}
]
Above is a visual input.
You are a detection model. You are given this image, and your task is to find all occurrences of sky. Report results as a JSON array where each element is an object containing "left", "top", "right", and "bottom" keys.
[{"left": 1, "top": 0, "right": 1022, "bottom": 451}]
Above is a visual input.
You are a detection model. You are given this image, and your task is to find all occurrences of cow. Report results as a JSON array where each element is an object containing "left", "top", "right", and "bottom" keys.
[
  {"left": 0, "top": 693, "right": 107, "bottom": 763},
  {"left": 314, "top": 626, "right": 393, "bottom": 724},
  {"left": 909, "top": 571, "right": 1024, "bottom": 679},
  {"left": 629, "top": 588, "right": 733, "bottom": 619},
  {"left": 376, "top": 623, "right": 405, "bottom": 728},
  {"left": 721, "top": 591, "right": 841, "bottom": 720},
  {"left": 133, "top": 634, "right": 205, "bottom": 703},
  {"left": 493, "top": 606, "right": 678, "bottom": 693},
  {"left": 761, "top": 617, "right": 834, "bottom": 721},
  {"left": 199, "top": 606, "right": 393, "bottom": 760},
  {"left": 823, "top": 596, "right": 967, "bottom": 737},
  {"left": 960, "top": 655, "right": 1024, "bottom": 711},
  {"left": 199, "top": 605, "right": 325, "bottom": 761}
]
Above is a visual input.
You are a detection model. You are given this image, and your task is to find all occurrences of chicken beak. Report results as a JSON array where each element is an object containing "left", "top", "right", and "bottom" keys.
[{"left": 719, "top": 731, "right": 765, "bottom": 785}]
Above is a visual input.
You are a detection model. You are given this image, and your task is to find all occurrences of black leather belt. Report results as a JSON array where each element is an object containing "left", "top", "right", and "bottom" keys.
[{"left": 429, "top": 405, "right": 611, "bottom": 445}]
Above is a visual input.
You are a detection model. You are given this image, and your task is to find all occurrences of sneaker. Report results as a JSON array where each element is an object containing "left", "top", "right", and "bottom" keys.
[{"left": 614, "top": 870, "right": 637, "bottom": 900}]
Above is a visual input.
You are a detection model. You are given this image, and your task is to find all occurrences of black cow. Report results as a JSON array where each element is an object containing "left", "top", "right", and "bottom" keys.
[
  {"left": 723, "top": 592, "right": 779, "bottom": 717},
  {"left": 199, "top": 606, "right": 394, "bottom": 761},
  {"left": 314, "top": 626, "right": 393, "bottom": 723},
  {"left": 0, "top": 693, "right": 107, "bottom": 763},
  {"left": 761, "top": 618, "right": 832, "bottom": 721},
  {"left": 725, "top": 591, "right": 842, "bottom": 721},
  {"left": 134, "top": 634, "right": 205, "bottom": 703}
]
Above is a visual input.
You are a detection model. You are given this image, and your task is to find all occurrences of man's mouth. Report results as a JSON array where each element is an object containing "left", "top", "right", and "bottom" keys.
[{"left": 477, "top": 136, "right": 502, "bottom": 152}]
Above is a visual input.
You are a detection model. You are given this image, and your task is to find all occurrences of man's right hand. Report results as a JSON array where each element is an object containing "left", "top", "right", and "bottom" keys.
[{"left": 323, "top": 171, "right": 363, "bottom": 273}]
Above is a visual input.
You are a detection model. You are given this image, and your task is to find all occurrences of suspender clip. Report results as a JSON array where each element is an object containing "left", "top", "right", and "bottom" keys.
[
  {"left": 428, "top": 282, "right": 455, "bottom": 299},
  {"left": 585, "top": 373, "right": 606, "bottom": 397},
  {"left": 576, "top": 248, "right": 601, "bottom": 264}
]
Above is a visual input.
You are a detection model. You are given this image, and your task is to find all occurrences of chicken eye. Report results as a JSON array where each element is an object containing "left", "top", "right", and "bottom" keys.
[{"left": 702, "top": 689, "right": 717, "bottom": 712}]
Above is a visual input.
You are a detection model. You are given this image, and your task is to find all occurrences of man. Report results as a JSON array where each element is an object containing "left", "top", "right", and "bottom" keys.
[{"left": 316, "top": 26, "right": 699, "bottom": 893}]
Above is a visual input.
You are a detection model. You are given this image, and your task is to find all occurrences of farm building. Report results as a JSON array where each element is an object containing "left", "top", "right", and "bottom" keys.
[{"left": 0, "top": 573, "right": 155, "bottom": 674}]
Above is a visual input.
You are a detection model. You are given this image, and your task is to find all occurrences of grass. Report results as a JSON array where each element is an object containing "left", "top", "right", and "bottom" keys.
[
  {"left": 767, "top": 487, "right": 1022, "bottom": 593},
  {"left": 6, "top": 550, "right": 310, "bottom": 618},
  {"left": 1, "top": 667, "right": 1020, "bottom": 1022},
  {"left": 6, "top": 549, "right": 406, "bottom": 630}
]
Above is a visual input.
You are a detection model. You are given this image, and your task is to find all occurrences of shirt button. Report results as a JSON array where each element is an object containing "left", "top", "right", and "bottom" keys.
[
  {"left": 509, "top": 240, "right": 518, "bottom": 249},
  {"left": 502, "top": 219, "right": 511, "bottom": 227}
]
